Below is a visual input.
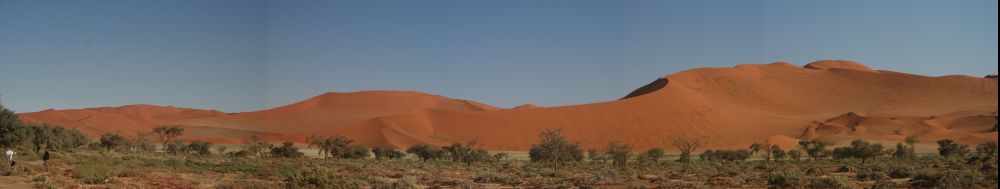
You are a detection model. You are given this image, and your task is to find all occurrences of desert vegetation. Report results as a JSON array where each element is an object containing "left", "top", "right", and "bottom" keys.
[{"left": 1, "top": 102, "right": 998, "bottom": 188}]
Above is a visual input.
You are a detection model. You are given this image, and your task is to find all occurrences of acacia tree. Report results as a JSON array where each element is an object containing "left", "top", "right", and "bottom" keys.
[
  {"left": 306, "top": 135, "right": 331, "bottom": 158},
  {"left": 799, "top": 139, "right": 832, "bottom": 160},
  {"left": 750, "top": 140, "right": 778, "bottom": 162},
  {"left": 152, "top": 126, "right": 184, "bottom": 154},
  {"left": 528, "top": 129, "right": 584, "bottom": 168},
  {"left": 131, "top": 131, "right": 156, "bottom": 153},
  {"left": 27, "top": 123, "right": 54, "bottom": 152},
  {"left": 443, "top": 140, "right": 490, "bottom": 166},
  {"left": 605, "top": 141, "right": 632, "bottom": 169},
  {"left": 832, "top": 140, "right": 884, "bottom": 164},
  {"left": 672, "top": 134, "right": 706, "bottom": 164},
  {"left": 407, "top": 144, "right": 445, "bottom": 162},
  {"left": 99, "top": 133, "right": 130, "bottom": 152},
  {"left": 0, "top": 102, "right": 25, "bottom": 148},
  {"left": 936, "top": 139, "right": 970, "bottom": 158},
  {"left": 242, "top": 135, "right": 272, "bottom": 158}
]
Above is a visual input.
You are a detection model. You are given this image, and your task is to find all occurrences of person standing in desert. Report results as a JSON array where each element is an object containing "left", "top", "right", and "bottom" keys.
[
  {"left": 43, "top": 150, "right": 50, "bottom": 171},
  {"left": 3, "top": 148, "right": 13, "bottom": 170}
]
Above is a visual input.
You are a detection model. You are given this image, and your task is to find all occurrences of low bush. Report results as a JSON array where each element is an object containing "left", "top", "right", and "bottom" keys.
[
  {"left": 407, "top": 144, "right": 446, "bottom": 162},
  {"left": 271, "top": 141, "right": 304, "bottom": 158},
  {"left": 808, "top": 176, "right": 853, "bottom": 189},
  {"left": 283, "top": 168, "right": 366, "bottom": 189},
  {"left": 766, "top": 170, "right": 807, "bottom": 188},
  {"left": 910, "top": 169, "right": 986, "bottom": 189},
  {"left": 73, "top": 165, "right": 113, "bottom": 184},
  {"left": 855, "top": 171, "right": 888, "bottom": 181},
  {"left": 474, "top": 172, "right": 522, "bottom": 186},
  {"left": 371, "top": 147, "right": 405, "bottom": 160},
  {"left": 888, "top": 166, "right": 915, "bottom": 178}
]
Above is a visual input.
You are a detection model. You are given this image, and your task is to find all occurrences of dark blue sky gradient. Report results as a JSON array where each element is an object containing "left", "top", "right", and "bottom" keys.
[{"left": 2, "top": 0, "right": 997, "bottom": 113}]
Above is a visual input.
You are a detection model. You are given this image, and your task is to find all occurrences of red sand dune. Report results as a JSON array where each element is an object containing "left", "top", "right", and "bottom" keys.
[
  {"left": 319, "top": 61, "right": 997, "bottom": 151},
  {"left": 19, "top": 91, "right": 498, "bottom": 142},
  {"left": 19, "top": 60, "right": 998, "bottom": 151}
]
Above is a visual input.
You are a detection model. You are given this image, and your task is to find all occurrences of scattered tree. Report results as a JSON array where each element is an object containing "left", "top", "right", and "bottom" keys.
[
  {"left": 605, "top": 141, "right": 632, "bottom": 169},
  {"left": 637, "top": 148, "right": 665, "bottom": 165},
  {"left": 22, "top": 122, "right": 89, "bottom": 152},
  {"left": 99, "top": 133, "right": 129, "bottom": 152},
  {"left": 372, "top": 147, "right": 406, "bottom": 160},
  {"left": 702, "top": 149, "right": 751, "bottom": 162},
  {"left": 968, "top": 141, "right": 998, "bottom": 167},
  {"left": 271, "top": 141, "right": 304, "bottom": 158},
  {"left": 832, "top": 140, "right": 884, "bottom": 164},
  {"left": 308, "top": 135, "right": 365, "bottom": 159},
  {"left": 0, "top": 102, "right": 24, "bottom": 148},
  {"left": 443, "top": 140, "right": 490, "bottom": 165},
  {"left": 588, "top": 148, "right": 606, "bottom": 164},
  {"left": 528, "top": 129, "right": 584, "bottom": 167},
  {"left": 187, "top": 141, "right": 213, "bottom": 156},
  {"left": 892, "top": 143, "right": 916, "bottom": 159},
  {"left": 342, "top": 144, "right": 370, "bottom": 159},
  {"left": 242, "top": 135, "right": 273, "bottom": 158},
  {"left": 165, "top": 141, "right": 186, "bottom": 155},
  {"left": 751, "top": 140, "right": 779, "bottom": 162},
  {"left": 799, "top": 139, "right": 832, "bottom": 160},
  {"left": 130, "top": 131, "right": 156, "bottom": 153},
  {"left": 407, "top": 144, "right": 445, "bottom": 162},
  {"left": 673, "top": 134, "right": 706, "bottom": 164},
  {"left": 771, "top": 145, "right": 787, "bottom": 162},
  {"left": 936, "top": 139, "right": 970, "bottom": 158},
  {"left": 788, "top": 149, "right": 803, "bottom": 162},
  {"left": 152, "top": 126, "right": 184, "bottom": 154}
]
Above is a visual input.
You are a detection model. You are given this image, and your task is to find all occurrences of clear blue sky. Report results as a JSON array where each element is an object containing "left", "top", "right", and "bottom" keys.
[{"left": 1, "top": 0, "right": 997, "bottom": 113}]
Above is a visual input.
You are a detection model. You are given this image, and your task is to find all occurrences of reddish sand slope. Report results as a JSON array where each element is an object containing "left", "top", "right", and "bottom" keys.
[
  {"left": 18, "top": 91, "right": 499, "bottom": 142},
  {"left": 322, "top": 61, "right": 997, "bottom": 150},
  {"left": 18, "top": 61, "right": 997, "bottom": 151},
  {"left": 18, "top": 104, "right": 229, "bottom": 136}
]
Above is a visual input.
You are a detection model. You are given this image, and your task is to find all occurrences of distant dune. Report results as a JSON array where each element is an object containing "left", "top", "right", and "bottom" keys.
[{"left": 19, "top": 61, "right": 998, "bottom": 151}]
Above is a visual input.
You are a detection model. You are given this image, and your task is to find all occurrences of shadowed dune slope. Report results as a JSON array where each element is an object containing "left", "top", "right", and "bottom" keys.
[{"left": 321, "top": 61, "right": 997, "bottom": 150}]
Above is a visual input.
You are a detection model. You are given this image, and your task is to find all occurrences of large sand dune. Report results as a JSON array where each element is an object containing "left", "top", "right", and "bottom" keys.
[{"left": 19, "top": 61, "right": 997, "bottom": 151}]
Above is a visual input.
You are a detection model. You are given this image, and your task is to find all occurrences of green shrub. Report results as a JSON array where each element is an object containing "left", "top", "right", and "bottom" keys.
[
  {"left": 637, "top": 148, "right": 664, "bottom": 165},
  {"left": 443, "top": 140, "right": 491, "bottom": 165},
  {"left": 407, "top": 144, "right": 446, "bottom": 162},
  {"left": 187, "top": 141, "right": 213, "bottom": 156},
  {"left": 474, "top": 172, "right": 522, "bottom": 186},
  {"left": 766, "top": 170, "right": 807, "bottom": 188},
  {"left": 605, "top": 141, "right": 631, "bottom": 169},
  {"left": 99, "top": 133, "right": 129, "bottom": 152},
  {"left": 798, "top": 139, "right": 832, "bottom": 160},
  {"left": 340, "top": 144, "right": 369, "bottom": 159},
  {"left": 910, "top": 169, "right": 986, "bottom": 189},
  {"left": 74, "top": 165, "right": 113, "bottom": 184},
  {"left": 283, "top": 168, "right": 365, "bottom": 189},
  {"left": 701, "top": 149, "right": 751, "bottom": 162},
  {"left": 888, "top": 166, "right": 915, "bottom": 178},
  {"left": 372, "top": 147, "right": 405, "bottom": 160},
  {"left": 832, "top": 140, "right": 884, "bottom": 163},
  {"left": 271, "top": 141, "right": 304, "bottom": 158},
  {"left": 855, "top": 171, "right": 888, "bottom": 181},
  {"left": 937, "top": 139, "right": 970, "bottom": 158}
]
